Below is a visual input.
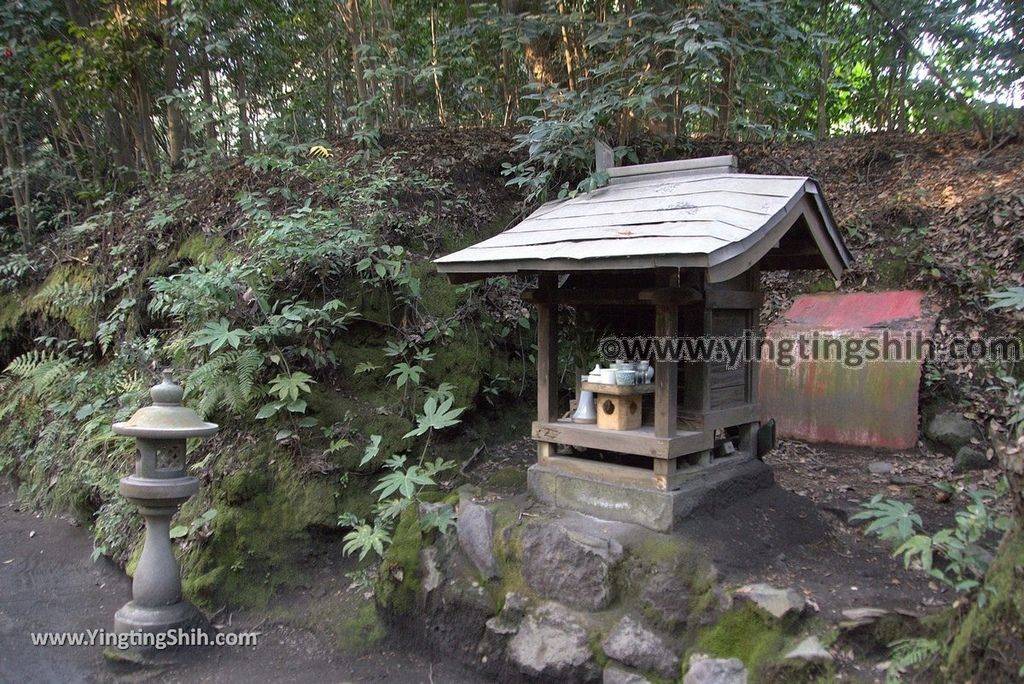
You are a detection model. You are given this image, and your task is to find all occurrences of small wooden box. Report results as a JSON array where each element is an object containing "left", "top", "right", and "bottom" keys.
[
  {"left": 583, "top": 382, "right": 653, "bottom": 431},
  {"left": 596, "top": 394, "right": 642, "bottom": 430}
]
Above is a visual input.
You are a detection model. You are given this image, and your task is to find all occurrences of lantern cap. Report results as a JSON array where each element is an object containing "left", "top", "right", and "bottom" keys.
[{"left": 112, "top": 369, "right": 218, "bottom": 439}]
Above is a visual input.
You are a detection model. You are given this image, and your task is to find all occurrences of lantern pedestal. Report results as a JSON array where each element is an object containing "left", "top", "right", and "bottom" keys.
[
  {"left": 115, "top": 599, "right": 205, "bottom": 635},
  {"left": 111, "top": 370, "right": 218, "bottom": 645},
  {"left": 114, "top": 481, "right": 207, "bottom": 637}
]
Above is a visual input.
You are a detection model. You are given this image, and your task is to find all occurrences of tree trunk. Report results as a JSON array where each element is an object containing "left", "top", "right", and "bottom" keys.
[
  {"left": 429, "top": 1, "right": 446, "bottom": 125},
  {"left": 717, "top": 11, "right": 737, "bottom": 139},
  {"left": 339, "top": 0, "right": 369, "bottom": 111},
  {"left": 104, "top": 107, "right": 136, "bottom": 173},
  {"left": 324, "top": 43, "right": 338, "bottom": 138},
  {"left": 864, "top": 0, "right": 989, "bottom": 140},
  {"left": 558, "top": 0, "right": 576, "bottom": 91},
  {"left": 235, "top": 67, "right": 253, "bottom": 155},
  {"left": 817, "top": 45, "right": 830, "bottom": 139},
  {"left": 163, "top": 22, "right": 185, "bottom": 167},
  {"left": 816, "top": 0, "right": 831, "bottom": 140},
  {"left": 377, "top": 0, "right": 401, "bottom": 125},
  {"left": 200, "top": 62, "right": 217, "bottom": 149},
  {"left": 0, "top": 111, "right": 34, "bottom": 246}
]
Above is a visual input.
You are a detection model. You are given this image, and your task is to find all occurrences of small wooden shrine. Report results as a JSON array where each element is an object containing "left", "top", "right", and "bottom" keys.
[{"left": 435, "top": 154, "right": 852, "bottom": 530}]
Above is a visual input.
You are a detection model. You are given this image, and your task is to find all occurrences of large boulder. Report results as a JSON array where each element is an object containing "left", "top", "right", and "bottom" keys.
[
  {"left": 785, "top": 636, "right": 833, "bottom": 662},
  {"left": 485, "top": 591, "right": 528, "bottom": 636},
  {"left": 683, "top": 654, "right": 748, "bottom": 684},
  {"left": 734, "top": 584, "right": 805, "bottom": 620},
  {"left": 603, "top": 663, "right": 653, "bottom": 684},
  {"left": 640, "top": 572, "right": 690, "bottom": 628},
  {"left": 457, "top": 500, "right": 500, "bottom": 579},
  {"left": 953, "top": 446, "right": 990, "bottom": 472},
  {"left": 508, "top": 602, "right": 599, "bottom": 683},
  {"left": 521, "top": 522, "right": 623, "bottom": 610},
  {"left": 925, "top": 411, "right": 981, "bottom": 449},
  {"left": 602, "top": 615, "right": 680, "bottom": 679}
]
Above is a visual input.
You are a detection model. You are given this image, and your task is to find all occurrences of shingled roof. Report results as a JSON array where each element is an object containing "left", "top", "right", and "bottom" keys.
[{"left": 435, "top": 155, "right": 852, "bottom": 283}]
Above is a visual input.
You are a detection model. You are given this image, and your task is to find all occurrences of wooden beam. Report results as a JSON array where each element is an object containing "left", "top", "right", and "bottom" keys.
[
  {"left": 540, "top": 454, "right": 662, "bottom": 490},
  {"left": 532, "top": 421, "right": 711, "bottom": 459},
  {"left": 678, "top": 404, "right": 759, "bottom": 431},
  {"left": 654, "top": 269, "right": 679, "bottom": 439},
  {"left": 606, "top": 155, "right": 737, "bottom": 179},
  {"left": 581, "top": 382, "right": 655, "bottom": 396},
  {"left": 536, "top": 274, "right": 559, "bottom": 424},
  {"left": 523, "top": 287, "right": 644, "bottom": 306},
  {"left": 445, "top": 272, "right": 488, "bottom": 285},
  {"left": 522, "top": 286, "right": 700, "bottom": 307},
  {"left": 638, "top": 287, "right": 702, "bottom": 306},
  {"left": 706, "top": 290, "right": 763, "bottom": 309}
]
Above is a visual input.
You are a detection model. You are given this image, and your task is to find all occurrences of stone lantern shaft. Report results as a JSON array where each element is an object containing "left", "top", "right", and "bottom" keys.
[{"left": 111, "top": 369, "right": 218, "bottom": 637}]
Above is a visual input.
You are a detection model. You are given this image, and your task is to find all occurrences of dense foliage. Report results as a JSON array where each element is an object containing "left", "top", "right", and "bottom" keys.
[
  {"left": 1, "top": 0, "right": 1022, "bottom": 240},
  {"left": 0, "top": 1, "right": 1021, "bottom": 677},
  {"left": 0, "top": 134, "right": 531, "bottom": 607}
]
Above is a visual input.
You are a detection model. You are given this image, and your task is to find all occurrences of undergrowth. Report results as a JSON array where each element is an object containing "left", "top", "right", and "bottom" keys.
[{"left": 0, "top": 144, "right": 530, "bottom": 606}]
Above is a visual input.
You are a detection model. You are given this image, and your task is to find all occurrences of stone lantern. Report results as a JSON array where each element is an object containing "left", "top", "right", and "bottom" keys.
[{"left": 112, "top": 369, "right": 217, "bottom": 635}]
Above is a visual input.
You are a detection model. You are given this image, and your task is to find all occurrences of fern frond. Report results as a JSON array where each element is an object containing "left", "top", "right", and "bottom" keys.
[
  {"left": 887, "top": 637, "right": 941, "bottom": 683},
  {"left": 6, "top": 350, "right": 57, "bottom": 378},
  {"left": 3, "top": 350, "right": 75, "bottom": 400},
  {"left": 235, "top": 347, "right": 264, "bottom": 402},
  {"left": 186, "top": 347, "right": 266, "bottom": 419},
  {"left": 26, "top": 266, "right": 101, "bottom": 337}
]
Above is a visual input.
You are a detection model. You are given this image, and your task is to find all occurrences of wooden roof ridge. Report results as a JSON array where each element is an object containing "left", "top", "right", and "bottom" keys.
[{"left": 435, "top": 155, "right": 853, "bottom": 283}]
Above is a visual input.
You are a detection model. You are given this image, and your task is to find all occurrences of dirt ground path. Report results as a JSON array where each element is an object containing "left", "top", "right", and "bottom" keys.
[{"left": 0, "top": 484, "right": 484, "bottom": 684}]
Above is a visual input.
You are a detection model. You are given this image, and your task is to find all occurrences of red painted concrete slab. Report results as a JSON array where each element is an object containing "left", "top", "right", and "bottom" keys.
[
  {"left": 759, "top": 291, "right": 937, "bottom": 449},
  {"left": 783, "top": 291, "right": 925, "bottom": 330}
]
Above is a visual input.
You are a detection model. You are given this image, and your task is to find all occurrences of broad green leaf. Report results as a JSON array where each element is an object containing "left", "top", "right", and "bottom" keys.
[
  {"left": 192, "top": 319, "right": 250, "bottom": 352},
  {"left": 404, "top": 396, "right": 465, "bottom": 438},
  {"left": 360, "top": 435, "right": 383, "bottom": 467}
]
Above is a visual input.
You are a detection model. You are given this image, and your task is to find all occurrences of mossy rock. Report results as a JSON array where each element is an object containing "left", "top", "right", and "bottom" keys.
[
  {"left": 486, "top": 500, "right": 537, "bottom": 604},
  {"left": 175, "top": 232, "right": 234, "bottom": 265},
  {"left": 943, "top": 527, "right": 1024, "bottom": 681},
  {"left": 483, "top": 466, "right": 527, "bottom": 491},
  {"left": 0, "top": 290, "right": 28, "bottom": 334},
  {"left": 693, "top": 603, "right": 788, "bottom": 682},
  {"left": 182, "top": 459, "right": 338, "bottom": 609},
  {"left": 332, "top": 602, "right": 386, "bottom": 653},
  {"left": 374, "top": 504, "right": 424, "bottom": 615},
  {"left": 335, "top": 279, "right": 395, "bottom": 326},
  {"left": 222, "top": 469, "right": 273, "bottom": 505},
  {"left": 414, "top": 264, "right": 465, "bottom": 320},
  {"left": 873, "top": 256, "right": 913, "bottom": 288},
  {"left": 426, "top": 333, "right": 495, "bottom": 408},
  {"left": 761, "top": 656, "right": 833, "bottom": 683},
  {"left": 335, "top": 343, "right": 389, "bottom": 394},
  {"left": 124, "top": 539, "right": 144, "bottom": 579},
  {"left": 306, "top": 386, "right": 412, "bottom": 472}
]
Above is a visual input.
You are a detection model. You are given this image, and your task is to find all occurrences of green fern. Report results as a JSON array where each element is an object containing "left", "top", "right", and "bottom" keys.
[
  {"left": 235, "top": 347, "right": 263, "bottom": 400},
  {"left": 4, "top": 350, "right": 75, "bottom": 401},
  {"left": 26, "top": 265, "right": 101, "bottom": 337},
  {"left": 6, "top": 349, "right": 53, "bottom": 377},
  {"left": 186, "top": 348, "right": 268, "bottom": 418},
  {"left": 886, "top": 637, "right": 941, "bottom": 683}
]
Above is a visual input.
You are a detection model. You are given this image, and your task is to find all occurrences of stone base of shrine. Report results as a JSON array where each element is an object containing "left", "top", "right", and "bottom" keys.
[{"left": 527, "top": 455, "right": 773, "bottom": 532}]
